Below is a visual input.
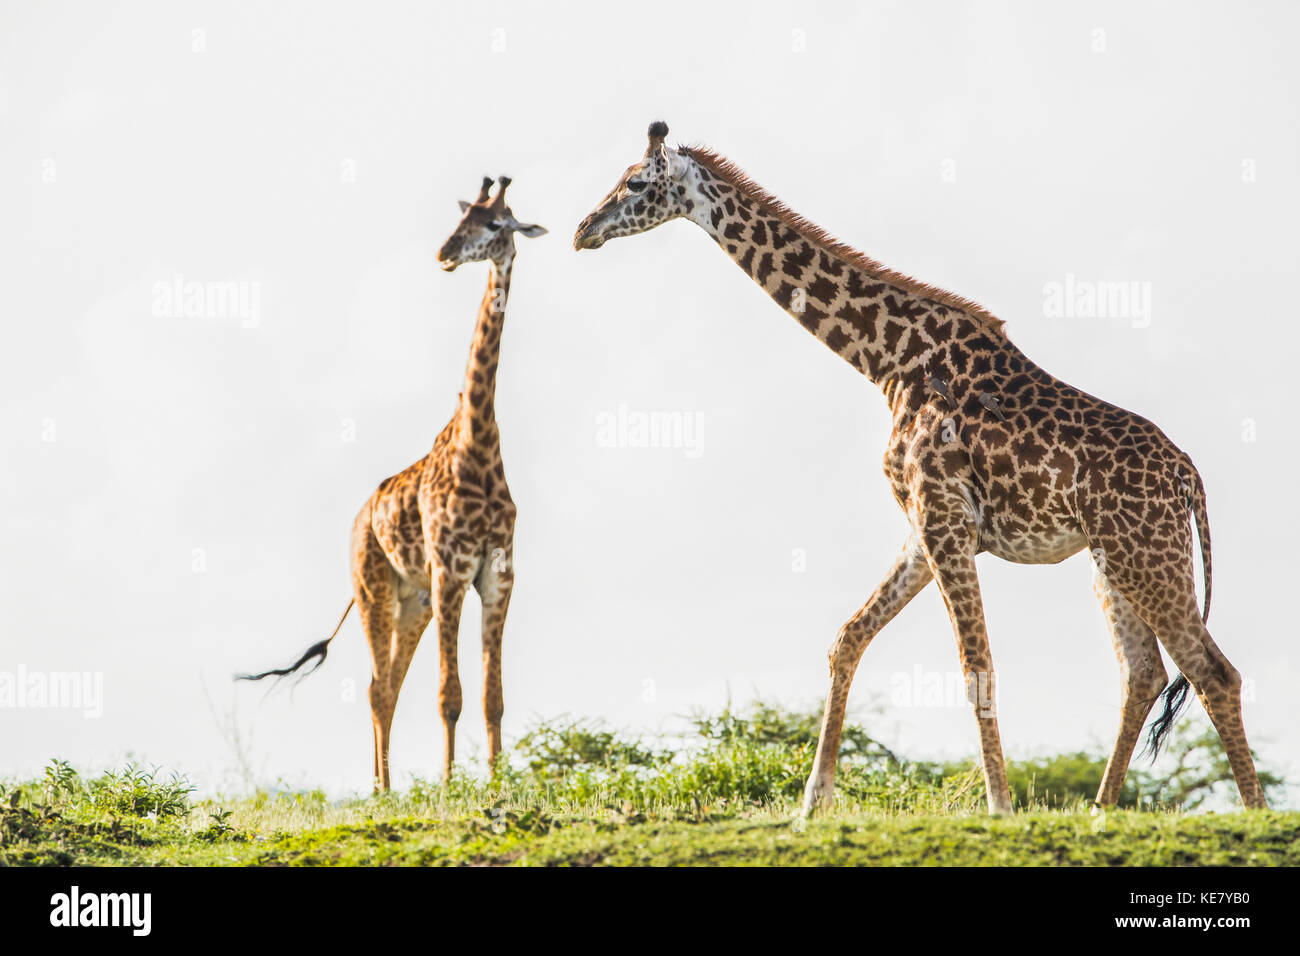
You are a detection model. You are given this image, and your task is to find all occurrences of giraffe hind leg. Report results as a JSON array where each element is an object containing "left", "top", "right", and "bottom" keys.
[
  {"left": 1091, "top": 563, "right": 1166, "bottom": 808},
  {"left": 357, "top": 586, "right": 396, "bottom": 792},
  {"left": 1155, "top": 611, "right": 1265, "bottom": 808},
  {"left": 1126, "top": 587, "right": 1263, "bottom": 807},
  {"left": 353, "top": 507, "right": 401, "bottom": 791},
  {"left": 371, "top": 593, "right": 433, "bottom": 791},
  {"left": 1083, "top": 497, "right": 1267, "bottom": 809}
]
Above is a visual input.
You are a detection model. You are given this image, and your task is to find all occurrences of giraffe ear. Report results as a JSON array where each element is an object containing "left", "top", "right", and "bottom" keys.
[
  {"left": 458, "top": 200, "right": 472, "bottom": 212},
  {"left": 515, "top": 222, "right": 547, "bottom": 238},
  {"left": 664, "top": 146, "right": 689, "bottom": 179}
]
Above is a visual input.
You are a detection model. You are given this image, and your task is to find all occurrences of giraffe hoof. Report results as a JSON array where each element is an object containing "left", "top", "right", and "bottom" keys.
[{"left": 801, "top": 778, "right": 834, "bottom": 818}]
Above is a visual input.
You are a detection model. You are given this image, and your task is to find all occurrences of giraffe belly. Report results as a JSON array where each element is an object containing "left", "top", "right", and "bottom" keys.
[{"left": 978, "top": 522, "right": 1088, "bottom": 565}]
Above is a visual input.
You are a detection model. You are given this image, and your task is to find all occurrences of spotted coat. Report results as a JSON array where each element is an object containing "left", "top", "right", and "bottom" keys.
[
  {"left": 356, "top": 177, "right": 544, "bottom": 790},
  {"left": 574, "top": 124, "right": 1266, "bottom": 815}
]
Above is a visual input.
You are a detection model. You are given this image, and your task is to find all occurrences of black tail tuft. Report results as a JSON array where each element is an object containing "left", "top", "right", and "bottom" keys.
[
  {"left": 1141, "top": 674, "right": 1192, "bottom": 760},
  {"left": 235, "top": 638, "right": 331, "bottom": 683},
  {"left": 234, "top": 599, "right": 353, "bottom": 686}
]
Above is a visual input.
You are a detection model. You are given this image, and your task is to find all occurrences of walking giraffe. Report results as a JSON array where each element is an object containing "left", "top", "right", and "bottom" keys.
[
  {"left": 239, "top": 176, "right": 546, "bottom": 790},
  {"left": 574, "top": 122, "right": 1266, "bottom": 815}
]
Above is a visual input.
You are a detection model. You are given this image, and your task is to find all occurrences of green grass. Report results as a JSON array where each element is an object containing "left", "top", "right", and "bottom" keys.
[
  {"left": 5, "top": 784, "right": 1296, "bottom": 867},
  {"left": 3, "top": 703, "right": 1292, "bottom": 867}
]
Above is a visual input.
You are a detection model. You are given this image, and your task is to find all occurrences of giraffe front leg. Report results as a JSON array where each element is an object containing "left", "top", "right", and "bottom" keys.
[
  {"left": 432, "top": 567, "right": 468, "bottom": 783},
  {"left": 475, "top": 544, "right": 515, "bottom": 776},
  {"left": 916, "top": 506, "right": 1013, "bottom": 815},
  {"left": 802, "top": 536, "right": 932, "bottom": 817}
]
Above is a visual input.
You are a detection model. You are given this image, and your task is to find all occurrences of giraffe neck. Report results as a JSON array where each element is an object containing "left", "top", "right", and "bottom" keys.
[
  {"left": 681, "top": 154, "right": 1009, "bottom": 405},
  {"left": 455, "top": 257, "right": 511, "bottom": 446}
]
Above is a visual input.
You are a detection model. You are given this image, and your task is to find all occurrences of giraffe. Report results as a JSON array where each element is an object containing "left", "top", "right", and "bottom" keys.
[
  {"left": 574, "top": 122, "right": 1266, "bottom": 816},
  {"left": 238, "top": 176, "right": 546, "bottom": 790}
]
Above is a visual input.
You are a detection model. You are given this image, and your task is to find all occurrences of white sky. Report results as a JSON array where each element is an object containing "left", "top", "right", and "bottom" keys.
[{"left": 3, "top": 1, "right": 1297, "bottom": 801}]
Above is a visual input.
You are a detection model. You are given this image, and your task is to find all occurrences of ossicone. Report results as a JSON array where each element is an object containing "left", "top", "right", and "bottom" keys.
[{"left": 646, "top": 120, "right": 669, "bottom": 153}]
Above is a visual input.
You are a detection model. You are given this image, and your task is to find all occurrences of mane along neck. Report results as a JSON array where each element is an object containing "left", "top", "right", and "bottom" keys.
[{"left": 680, "top": 146, "right": 1010, "bottom": 390}]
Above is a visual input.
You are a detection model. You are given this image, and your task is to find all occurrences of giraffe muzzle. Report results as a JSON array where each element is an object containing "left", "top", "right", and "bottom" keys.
[
  {"left": 572, "top": 217, "right": 608, "bottom": 251},
  {"left": 436, "top": 246, "right": 461, "bottom": 271}
]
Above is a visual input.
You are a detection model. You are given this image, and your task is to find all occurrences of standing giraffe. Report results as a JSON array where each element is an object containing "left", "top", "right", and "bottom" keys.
[
  {"left": 239, "top": 176, "right": 546, "bottom": 790},
  {"left": 574, "top": 122, "right": 1266, "bottom": 815}
]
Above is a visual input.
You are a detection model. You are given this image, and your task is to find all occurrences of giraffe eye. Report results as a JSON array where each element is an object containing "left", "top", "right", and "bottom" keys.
[
  {"left": 626, "top": 179, "right": 647, "bottom": 192},
  {"left": 486, "top": 220, "right": 504, "bottom": 231}
]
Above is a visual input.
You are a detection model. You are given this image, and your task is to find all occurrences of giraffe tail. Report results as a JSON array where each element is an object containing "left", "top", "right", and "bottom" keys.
[
  {"left": 234, "top": 599, "right": 354, "bottom": 683},
  {"left": 1141, "top": 460, "right": 1212, "bottom": 759},
  {"left": 1188, "top": 465, "right": 1212, "bottom": 625},
  {"left": 1141, "top": 674, "right": 1191, "bottom": 761}
]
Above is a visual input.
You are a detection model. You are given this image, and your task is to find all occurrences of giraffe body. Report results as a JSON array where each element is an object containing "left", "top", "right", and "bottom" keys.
[
  {"left": 240, "top": 177, "right": 545, "bottom": 791},
  {"left": 354, "top": 397, "right": 518, "bottom": 790},
  {"left": 574, "top": 123, "right": 1266, "bottom": 814}
]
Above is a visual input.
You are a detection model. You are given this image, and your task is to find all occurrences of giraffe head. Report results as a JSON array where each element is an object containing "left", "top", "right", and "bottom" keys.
[
  {"left": 437, "top": 176, "right": 547, "bottom": 271},
  {"left": 573, "top": 121, "right": 697, "bottom": 251}
]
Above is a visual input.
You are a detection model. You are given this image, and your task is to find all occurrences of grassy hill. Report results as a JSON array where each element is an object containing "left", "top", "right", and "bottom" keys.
[{"left": 4, "top": 702, "right": 1293, "bottom": 866}]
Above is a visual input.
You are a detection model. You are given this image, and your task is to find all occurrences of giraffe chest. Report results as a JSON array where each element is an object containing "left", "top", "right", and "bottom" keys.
[
  {"left": 369, "top": 454, "right": 515, "bottom": 590},
  {"left": 376, "top": 497, "right": 516, "bottom": 591},
  {"left": 885, "top": 405, "right": 1088, "bottom": 565},
  {"left": 425, "top": 487, "right": 515, "bottom": 569}
]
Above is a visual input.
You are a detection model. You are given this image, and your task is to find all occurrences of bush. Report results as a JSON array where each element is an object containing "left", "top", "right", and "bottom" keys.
[
  {"left": 1139, "top": 718, "right": 1286, "bottom": 810},
  {"left": 489, "top": 699, "right": 970, "bottom": 816},
  {"left": 497, "top": 702, "right": 1284, "bottom": 816},
  {"left": 513, "top": 717, "right": 666, "bottom": 781},
  {"left": 689, "top": 699, "right": 900, "bottom": 767}
]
